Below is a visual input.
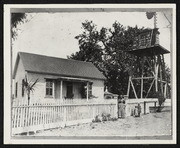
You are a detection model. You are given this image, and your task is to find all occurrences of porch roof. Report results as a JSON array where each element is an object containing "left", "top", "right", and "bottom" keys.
[{"left": 55, "top": 76, "right": 93, "bottom": 83}]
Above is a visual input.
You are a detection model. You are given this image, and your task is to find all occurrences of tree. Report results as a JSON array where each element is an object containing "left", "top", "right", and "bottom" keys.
[
  {"left": 11, "top": 13, "right": 27, "bottom": 100},
  {"left": 69, "top": 20, "right": 171, "bottom": 97},
  {"left": 68, "top": 20, "right": 143, "bottom": 95},
  {"left": 164, "top": 64, "right": 171, "bottom": 98},
  {"left": 23, "top": 76, "right": 39, "bottom": 105},
  {"left": 11, "top": 13, "right": 27, "bottom": 39}
]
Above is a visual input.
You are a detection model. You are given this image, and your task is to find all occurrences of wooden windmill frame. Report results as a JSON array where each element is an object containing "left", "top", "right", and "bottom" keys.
[{"left": 126, "top": 28, "right": 170, "bottom": 99}]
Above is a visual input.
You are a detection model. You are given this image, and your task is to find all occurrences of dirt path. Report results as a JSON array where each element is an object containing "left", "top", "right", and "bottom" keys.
[{"left": 33, "top": 111, "right": 172, "bottom": 137}]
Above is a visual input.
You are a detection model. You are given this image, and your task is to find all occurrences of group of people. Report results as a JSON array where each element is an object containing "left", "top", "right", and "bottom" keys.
[{"left": 118, "top": 97, "right": 142, "bottom": 118}]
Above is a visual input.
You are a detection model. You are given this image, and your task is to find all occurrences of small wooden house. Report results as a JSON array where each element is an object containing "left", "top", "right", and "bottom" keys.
[{"left": 13, "top": 52, "right": 106, "bottom": 103}]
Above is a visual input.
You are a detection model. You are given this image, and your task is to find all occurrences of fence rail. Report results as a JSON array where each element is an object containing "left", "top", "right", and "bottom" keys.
[
  {"left": 12, "top": 99, "right": 118, "bottom": 135},
  {"left": 125, "top": 99, "right": 158, "bottom": 116}
]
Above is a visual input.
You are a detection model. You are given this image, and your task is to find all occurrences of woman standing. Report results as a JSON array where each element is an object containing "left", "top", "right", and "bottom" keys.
[{"left": 118, "top": 100, "right": 126, "bottom": 119}]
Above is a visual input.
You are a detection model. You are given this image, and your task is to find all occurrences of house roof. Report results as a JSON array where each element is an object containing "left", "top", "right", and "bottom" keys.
[{"left": 13, "top": 52, "right": 106, "bottom": 80}]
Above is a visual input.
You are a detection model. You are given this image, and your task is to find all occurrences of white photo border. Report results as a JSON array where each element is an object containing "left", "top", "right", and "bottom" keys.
[{"left": 4, "top": 4, "right": 176, "bottom": 144}]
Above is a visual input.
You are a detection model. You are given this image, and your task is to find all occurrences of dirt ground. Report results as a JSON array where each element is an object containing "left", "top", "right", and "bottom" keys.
[{"left": 32, "top": 109, "right": 172, "bottom": 138}]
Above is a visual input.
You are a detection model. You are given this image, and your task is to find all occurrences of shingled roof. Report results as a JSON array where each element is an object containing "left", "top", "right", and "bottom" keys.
[{"left": 13, "top": 52, "right": 106, "bottom": 80}]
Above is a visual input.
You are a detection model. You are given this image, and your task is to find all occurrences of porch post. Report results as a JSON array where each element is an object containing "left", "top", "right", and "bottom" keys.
[
  {"left": 164, "top": 83, "right": 167, "bottom": 98},
  {"left": 60, "top": 80, "right": 63, "bottom": 100},
  {"left": 86, "top": 82, "right": 89, "bottom": 101}
]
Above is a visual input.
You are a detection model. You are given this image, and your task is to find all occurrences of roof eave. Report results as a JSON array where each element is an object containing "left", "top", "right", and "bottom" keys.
[{"left": 26, "top": 70, "right": 106, "bottom": 81}]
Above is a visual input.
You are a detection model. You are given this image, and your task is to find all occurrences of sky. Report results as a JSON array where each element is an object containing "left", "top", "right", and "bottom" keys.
[{"left": 12, "top": 11, "right": 172, "bottom": 68}]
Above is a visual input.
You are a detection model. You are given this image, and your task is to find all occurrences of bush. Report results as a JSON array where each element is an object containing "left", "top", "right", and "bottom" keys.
[
  {"left": 102, "top": 113, "right": 111, "bottom": 121},
  {"left": 92, "top": 113, "right": 117, "bottom": 123},
  {"left": 153, "top": 91, "right": 165, "bottom": 112},
  {"left": 92, "top": 115, "right": 102, "bottom": 122}
]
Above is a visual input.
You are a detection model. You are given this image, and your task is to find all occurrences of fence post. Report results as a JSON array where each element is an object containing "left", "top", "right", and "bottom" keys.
[
  {"left": 92, "top": 105, "right": 95, "bottom": 119},
  {"left": 154, "top": 101, "right": 157, "bottom": 113},
  {"left": 63, "top": 106, "right": 67, "bottom": 123},
  {"left": 144, "top": 101, "right": 146, "bottom": 114},
  {"left": 116, "top": 100, "right": 118, "bottom": 118}
]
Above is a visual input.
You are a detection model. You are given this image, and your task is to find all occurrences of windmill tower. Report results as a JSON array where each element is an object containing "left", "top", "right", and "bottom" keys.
[{"left": 126, "top": 12, "right": 170, "bottom": 99}]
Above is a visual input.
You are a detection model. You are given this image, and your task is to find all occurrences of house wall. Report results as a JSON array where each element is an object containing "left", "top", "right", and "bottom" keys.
[
  {"left": 27, "top": 73, "right": 57, "bottom": 102},
  {"left": 92, "top": 80, "right": 104, "bottom": 99},
  {"left": 13, "top": 58, "right": 26, "bottom": 100},
  {"left": 26, "top": 72, "right": 105, "bottom": 102}
]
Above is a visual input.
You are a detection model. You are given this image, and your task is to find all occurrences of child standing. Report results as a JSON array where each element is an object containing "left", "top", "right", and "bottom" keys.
[{"left": 134, "top": 103, "right": 142, "bottom": 117}]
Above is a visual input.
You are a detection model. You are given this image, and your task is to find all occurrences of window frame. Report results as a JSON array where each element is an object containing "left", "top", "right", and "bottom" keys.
[
  {"left": 22, "top": 79, "right": 24, "bottom": 97},
  {"left": 15, "top": 82, "right": 18, "bottom": 98},
  {"left": 88, "top": 83, "right": 92, "bottom": 98},
  {"left": 45, "top": 79, "right": 54, "bottom": 98},
  {"left": 81, "top": 82, "right": 93, "bottom": 99}
]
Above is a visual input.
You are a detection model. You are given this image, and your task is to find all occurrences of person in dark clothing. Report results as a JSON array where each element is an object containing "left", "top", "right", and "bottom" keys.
[
  {"left": 118, "top": 100, "right": 126, "bottom": 118},
  {"left": 137, "top": 103, "right": 142, "bottom": 117}
]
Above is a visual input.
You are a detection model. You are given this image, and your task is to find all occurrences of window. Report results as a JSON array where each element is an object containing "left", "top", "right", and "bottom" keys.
[
  {"left": 81, "top": 82, "right": 92, "bottom": 99},
  {"left": 15, "top": 82, "right": 18, "bottom": 98},
  {"left": 22, "top": 79, "right": 24, "bottom": 97},
  {"left": 88, "top": 83, "right": 92, "bottom": 98},
  {"left": 46, "top": 79, "right": 53, "bottom": 97}
]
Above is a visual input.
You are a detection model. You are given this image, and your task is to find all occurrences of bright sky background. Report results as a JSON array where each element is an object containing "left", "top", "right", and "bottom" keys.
[{"left": 12, "top": 11, "right": 172, "bottom": 68}]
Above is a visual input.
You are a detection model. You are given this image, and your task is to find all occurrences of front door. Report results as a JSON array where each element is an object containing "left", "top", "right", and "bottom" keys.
[{"left": 66, "top": 82, "right": 73, "bottom": 98}]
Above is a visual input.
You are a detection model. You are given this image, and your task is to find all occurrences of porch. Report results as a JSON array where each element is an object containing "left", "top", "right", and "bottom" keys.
[{"left": 47, "top": 76, "right": 94, "bottom": 101}]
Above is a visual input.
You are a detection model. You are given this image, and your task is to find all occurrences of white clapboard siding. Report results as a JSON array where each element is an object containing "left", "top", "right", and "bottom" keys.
[{"left": 12, "top": 98, "right": 118, "bottom": 135}]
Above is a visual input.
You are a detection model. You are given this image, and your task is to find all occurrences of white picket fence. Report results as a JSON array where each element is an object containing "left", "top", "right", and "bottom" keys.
[{"left": 11, "top": 99, "right": 118, "bottom": 135}]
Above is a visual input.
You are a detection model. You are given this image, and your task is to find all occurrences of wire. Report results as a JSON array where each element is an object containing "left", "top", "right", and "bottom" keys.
[{"left": 162, "top": 12, "right": 171, "bottom": 26}]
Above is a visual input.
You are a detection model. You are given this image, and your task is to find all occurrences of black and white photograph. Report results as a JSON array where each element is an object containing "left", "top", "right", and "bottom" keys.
[{"left": 4, "top": 4, "right": 176, "bottom": 144}]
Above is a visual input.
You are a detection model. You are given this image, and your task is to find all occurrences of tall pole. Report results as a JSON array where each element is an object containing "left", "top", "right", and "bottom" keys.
[
  {"left": 86, "top": 82, "right": 89, "bottom": 101},
  {"left": 141, "top": 57, "right": 144, "bottom": 99},
  {"left": 127, "top": 76, "right": 131, "bottom": 97},
  {"left": 60, "top": 80, "right": 63, "bottom": 100},
  {"left": 154, "top": 12, "right": 157, "bottom": 28}
]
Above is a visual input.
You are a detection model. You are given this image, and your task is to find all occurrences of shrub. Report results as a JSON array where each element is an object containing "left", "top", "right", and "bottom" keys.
[
  {"left": 92, "top": 115, "right": 102, "bottom": 122},
  {"left": 102, "top": 113, "right": 111, "bottom": 121},
  {"left": 92, "top": 113, "right": 117, "bottom": 123},
  {"left": 153, "top": 91, "right": 165, "bottom": 112}
]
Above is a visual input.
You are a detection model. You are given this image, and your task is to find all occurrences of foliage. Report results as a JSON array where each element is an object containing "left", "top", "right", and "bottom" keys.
[
  {"left": 156, "top": 91, "right": 165, "bottom": 107},
  {"left": 92, "top": 113, "right": 117, "bottom": 123},
  {"left": 23, "top": 75, "right": 39, "bottom": 104},
  {"left": 102, "top": 113, "right": 111, "bottom": 121},
  {"left": 92, "top": 115, "right": 102, "bottom": 122},
  {"left": 152, "top": 91, "right": 166, "bottom": 112},
  {"left": 11, "top": 13, "right": 27, "bottom": 39},
  {"left": 68, "top": 20, "right": 143, "bottom": 95},
  {"left": 69, "top": 20, "right": 171, "bottom": 97}
]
